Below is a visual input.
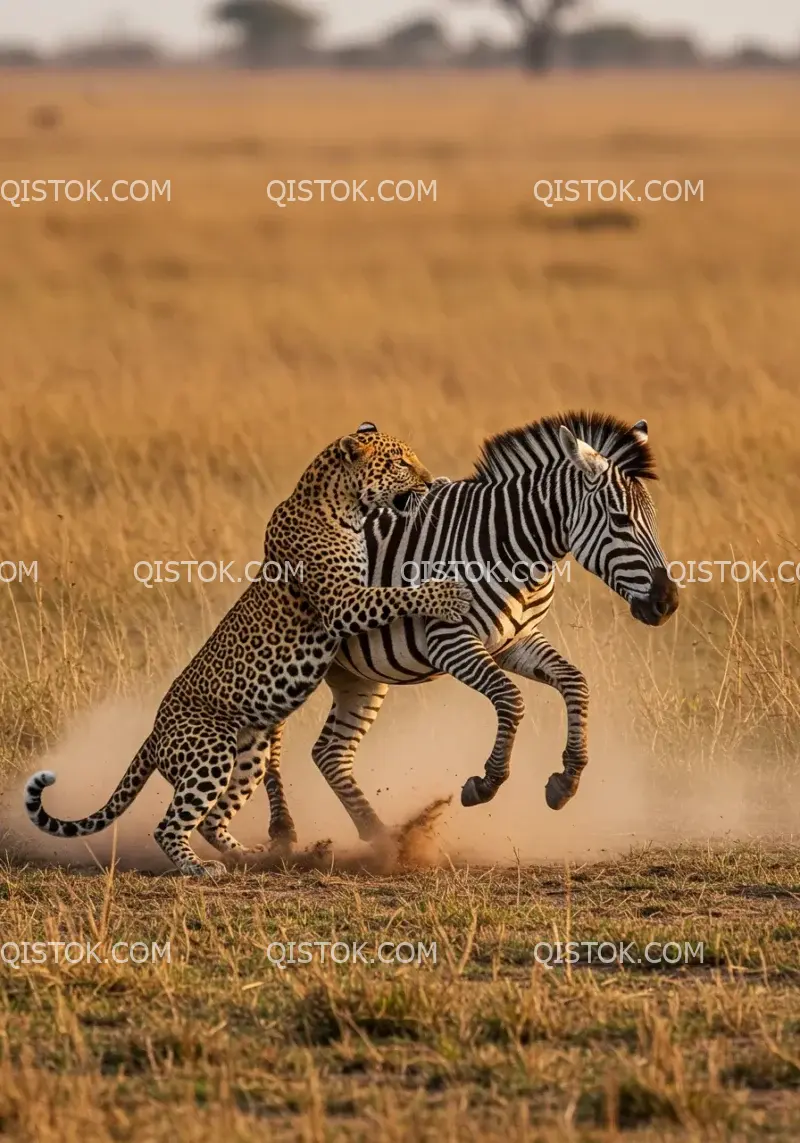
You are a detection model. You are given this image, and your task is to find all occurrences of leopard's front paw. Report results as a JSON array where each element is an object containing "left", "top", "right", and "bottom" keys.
[
  {"left": 430, "top": 580, "right": 472, "bottom": 623},
  {"left": 181, "top": 859, "right": 228, "bottom": 879},
  {"left": 428, "top": 476, "right": 452, "bottom": 492}
]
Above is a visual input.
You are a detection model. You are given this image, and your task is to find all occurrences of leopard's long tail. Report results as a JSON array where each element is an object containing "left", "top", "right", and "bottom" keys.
[{"left": 25, "top": 735, "right": 157, "bottom": 839}]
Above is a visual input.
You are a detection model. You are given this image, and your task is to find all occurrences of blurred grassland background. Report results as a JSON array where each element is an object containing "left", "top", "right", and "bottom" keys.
[{"left": 0, "top": 71, "right": 799, "bottom": 824}]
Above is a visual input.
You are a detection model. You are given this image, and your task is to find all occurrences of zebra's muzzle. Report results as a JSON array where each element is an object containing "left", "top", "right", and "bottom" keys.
[{"left": 630, "top": 567, "right": 679, "bottom": 626}]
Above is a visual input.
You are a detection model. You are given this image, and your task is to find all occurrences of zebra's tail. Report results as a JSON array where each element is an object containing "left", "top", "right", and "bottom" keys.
[{"left": 25, "top": 736, "right": 157, "bottom": 839}]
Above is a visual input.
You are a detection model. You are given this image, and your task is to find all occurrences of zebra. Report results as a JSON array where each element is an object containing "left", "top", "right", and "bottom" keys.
[{"left": 262, "top": 411, "right": 679, "bottom": 851}]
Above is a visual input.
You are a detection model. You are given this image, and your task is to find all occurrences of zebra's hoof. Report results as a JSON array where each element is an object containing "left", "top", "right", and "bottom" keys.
[
  {"left": 358, "top": 817, "right": 390, "bottom": 844},
  {"left": 545, "top": 773, "right": 577, "bottom": 811},
  {"left": 369, "top": 830, "right": 397, "bottom": 865},
  {"left": 461, "top": 775, "right": 497, "bottom": 807},
  {"left": 269, "top": 821, "right": 297, "bottom": 845},
  {"left": 268, "top": 834, "right": 295, "bottom": 857}
]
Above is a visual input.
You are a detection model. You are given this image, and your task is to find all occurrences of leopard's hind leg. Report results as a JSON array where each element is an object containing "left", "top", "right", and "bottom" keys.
[
  {"left": 197, "top": 724, "right": 294, "bottom": 856},
  {"left": 153, "top": 715, "right": 237, "bottom": 877}
]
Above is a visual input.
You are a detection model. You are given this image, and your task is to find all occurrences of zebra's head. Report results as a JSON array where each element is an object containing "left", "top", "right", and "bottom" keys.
[{"left": 559, "top": 419, "right": 678, "bottom": 627}]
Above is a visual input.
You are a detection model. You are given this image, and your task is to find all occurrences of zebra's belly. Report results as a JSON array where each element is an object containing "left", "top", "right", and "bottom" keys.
[
  {"left": 334, "top": 617, "right": 437, "bottom": 683},
  {"left": 333, "top": 604, "right": 537, "bottom": 685}
]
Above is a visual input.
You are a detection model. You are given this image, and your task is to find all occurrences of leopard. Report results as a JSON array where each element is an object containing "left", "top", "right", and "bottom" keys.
[{"left": 24, "top": 423, "right": 472, "bottom": 877}]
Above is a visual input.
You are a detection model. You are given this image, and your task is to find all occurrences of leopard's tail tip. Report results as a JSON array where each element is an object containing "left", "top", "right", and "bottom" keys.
[{"left": 25, "top": 770, "right": 57, "bottom": 802}]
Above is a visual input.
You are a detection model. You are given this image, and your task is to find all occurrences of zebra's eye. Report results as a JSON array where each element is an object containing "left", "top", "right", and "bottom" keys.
[{"left": 610, "top": 511, "right": 631, "bottom": 529}]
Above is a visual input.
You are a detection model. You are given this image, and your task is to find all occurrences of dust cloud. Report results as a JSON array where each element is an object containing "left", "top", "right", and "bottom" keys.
[{"left": 1, "top": 672, "right": 795, "bottom": 874}]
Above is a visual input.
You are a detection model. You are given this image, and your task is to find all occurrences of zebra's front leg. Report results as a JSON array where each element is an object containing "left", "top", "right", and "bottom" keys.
[
  {"left": 425, "top": 623, "right": 525, "bottom": 807},
  {"left": 310, "top": 662, "right": 390, "bottom": 843},
  {"left": 496, "top": 631, "right": 589, "bottom": 811}
]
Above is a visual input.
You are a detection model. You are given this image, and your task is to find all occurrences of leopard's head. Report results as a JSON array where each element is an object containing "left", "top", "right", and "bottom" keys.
[{"left": 338, "top": 422, "right": 432, "bottom": 514}]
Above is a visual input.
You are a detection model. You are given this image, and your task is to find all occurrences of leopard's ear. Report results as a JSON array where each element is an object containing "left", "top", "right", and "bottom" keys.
[
  {"left": 339, "top": 434, "right": 374, "bottom": 463},
  {"left": 356, "top": 421, "right": 378, "bottom": 434}
]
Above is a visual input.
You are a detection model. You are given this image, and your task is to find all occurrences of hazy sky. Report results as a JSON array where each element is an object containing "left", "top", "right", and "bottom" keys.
[{"left": 1, "top": 0, "right": 797, "bottom": 53}]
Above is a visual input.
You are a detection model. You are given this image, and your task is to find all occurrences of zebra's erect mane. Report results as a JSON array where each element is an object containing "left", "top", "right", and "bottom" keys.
[{"left": 471, "top": 410, "right": 657, "bottom": 483}]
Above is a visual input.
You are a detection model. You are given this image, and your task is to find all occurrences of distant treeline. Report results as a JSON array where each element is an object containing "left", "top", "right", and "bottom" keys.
[{"left": 0, "top": 4, "right": 797, "bottom": 72}]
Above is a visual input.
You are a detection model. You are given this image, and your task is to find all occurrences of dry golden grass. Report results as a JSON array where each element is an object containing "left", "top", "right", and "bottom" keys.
[
  {"left": 4, "top": 849, "right": 800, "bottom": 1141},
  {"left": 1, "top": 71, "right": 800, "bottom": 1139}
]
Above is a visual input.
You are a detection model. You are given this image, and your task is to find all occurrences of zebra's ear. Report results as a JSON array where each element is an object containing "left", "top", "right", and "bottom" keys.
[
  {"left": 559, "top": 426, "right": 610, "bottom": 477},
  {"left": 632, "top": 419, "right": 648, "bottom": 444}
]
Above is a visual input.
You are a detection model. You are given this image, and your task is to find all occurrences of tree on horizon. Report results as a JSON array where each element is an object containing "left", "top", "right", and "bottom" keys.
[{"left": 212, "top": 0, "right": 318, "bottom": 66}]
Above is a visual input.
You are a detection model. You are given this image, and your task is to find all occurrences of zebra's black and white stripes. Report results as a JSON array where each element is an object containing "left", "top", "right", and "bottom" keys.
[{"left": 266, "top": 411, "right": 679, "bottom": 847}]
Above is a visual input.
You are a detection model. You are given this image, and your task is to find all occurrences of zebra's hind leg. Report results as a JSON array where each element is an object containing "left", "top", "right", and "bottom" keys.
[
  {"left": 310, "top": 663, "right": 390, "bottom": 843},
  {"left": 497, "top": 631, "right": 589, "bottom": 810},
  {"left": 263, "top": 722, "right": 298, "bottom": 852},
  {"left": 197, "top": 725, "right": 283, "bottom": 857},
  {"left": 425, "top": 623, "right": 525, "bottom": 807}
]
